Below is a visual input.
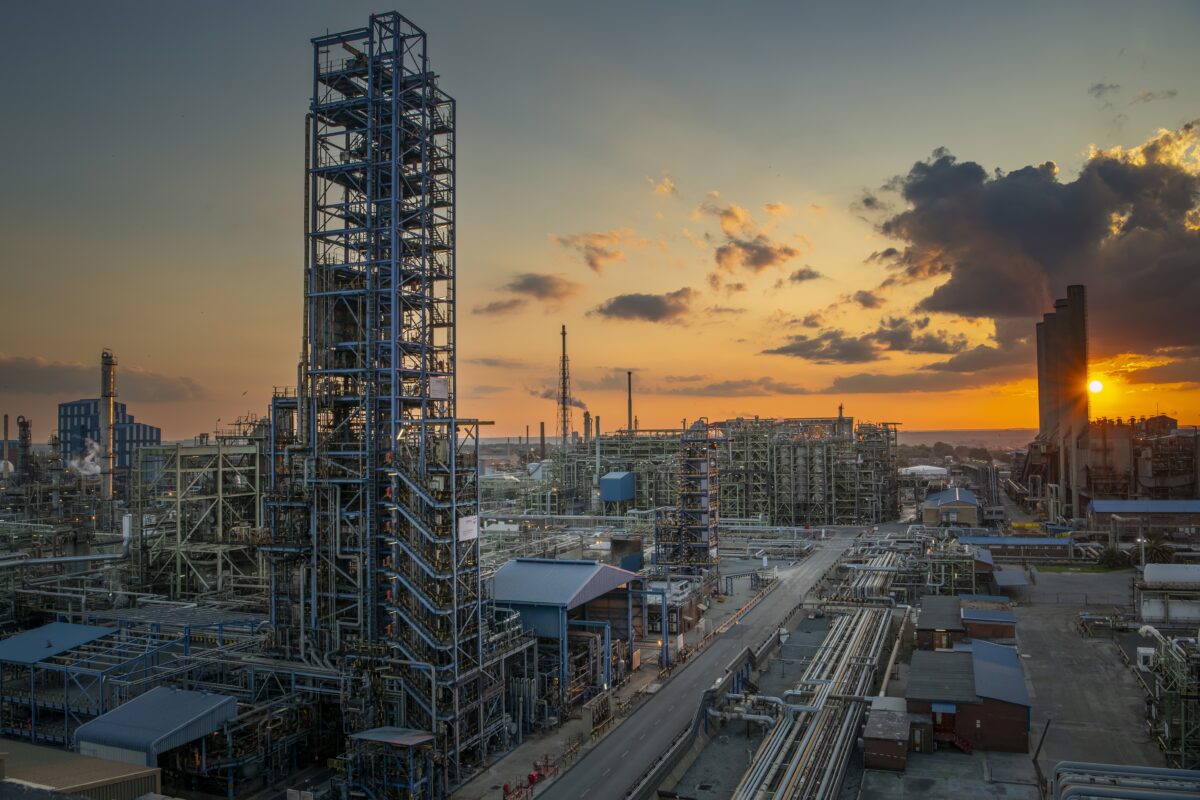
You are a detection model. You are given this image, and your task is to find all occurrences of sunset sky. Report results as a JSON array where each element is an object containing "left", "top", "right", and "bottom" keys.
[{"left": 1, "top": 1, "right": 1198, "bottom": 440}]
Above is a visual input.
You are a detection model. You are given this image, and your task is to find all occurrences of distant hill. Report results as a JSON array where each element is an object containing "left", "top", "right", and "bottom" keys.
[{"left": 898, "top": 429, "right": 1035, "bottom": 449}]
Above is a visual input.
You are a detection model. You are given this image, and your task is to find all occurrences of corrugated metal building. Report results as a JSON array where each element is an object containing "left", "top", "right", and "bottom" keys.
[
  {"left": 921, "top": 488, "right": 980, "bottom": 527},
  {"left": 75, "top": 686, "right": 237, "bottom": 767}
]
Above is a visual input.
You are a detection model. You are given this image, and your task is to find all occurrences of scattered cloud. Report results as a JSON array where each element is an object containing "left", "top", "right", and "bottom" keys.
[
  {"left": 592, "top": 287, "right": 696, "bottom": 323},
  {"left": 464, "top": 384, "right": 509, "bottom": 396},
  {"left": 698, "top": 200, "right": 802, "bottom": 281},
  {"left": 551, "top": 228, "right": 645, "bottom": 273},
  {"left": 648, "top": 172, "right": 678, "bottom": 196},
  {"left": 1129, "top": 89, "right": 1178, "bottom": 106},
  {"left": 806, "top": 204, "right": 828, "bottom": 215},
  {"left": 706, "top": 305, "right": 746, "bottom": 315},
  {"left": 853, "top": 290, "right": 883, "bottom": 309},
  {"left": 658, "top": 376, "right": 810, "bottom": 396},
  {"left": 0, "top": 354, "right": 208, "bottom": 401},
  {"left": 763, "top": 202, "right": 793, "bottom": 216},
  {"left": 465, "top": 356, "right": 526, "bottom": 369},
  {"left": 872, "top": 317, "right": 967, "bottom": 355},
  {"left": 761, "top": 330, "right": 880, "bottom": 364},
  {"left": 1124, "top": 358, "right": 1200, "bottom": 386},
  {"left": 1088, "top": 82, "right": 1120, "bottom": 99},
  {"left": 663, "top": 374, "right": 703, "bottom": 383},
  {"left": 787, "top": 266, "right": 823, "bottom": 283},
  {"left": 473, "top": 298, "right": 526, "bottom": 315},
  {"left": 503, "top": 272, "right": 582, "bottom": 302}
]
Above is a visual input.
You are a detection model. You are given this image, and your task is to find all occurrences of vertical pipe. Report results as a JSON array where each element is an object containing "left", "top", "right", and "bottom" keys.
[
  {"left": 627, "top": 371, "right": 633, "bottom": 432},
  {"left": 2, "top": 414, "right": 8, "bottom": 469},
  {"left": 539, "top": 422, "right": 546, "bottom": 460}
]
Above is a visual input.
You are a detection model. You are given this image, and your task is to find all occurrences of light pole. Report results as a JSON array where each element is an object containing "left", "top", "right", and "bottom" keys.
[{"left": 1136, "top": 536, "right": 1145, "bottom": 566}]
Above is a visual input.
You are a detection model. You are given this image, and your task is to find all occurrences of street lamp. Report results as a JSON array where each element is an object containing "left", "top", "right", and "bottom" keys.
[{"left": 1136, "top": 536, "right": 1145, "bottom": 566}]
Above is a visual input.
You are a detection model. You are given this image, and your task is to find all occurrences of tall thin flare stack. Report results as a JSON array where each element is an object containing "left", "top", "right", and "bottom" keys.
[{"left": 557, "top": 324, "right": 572, "bottom": 448}]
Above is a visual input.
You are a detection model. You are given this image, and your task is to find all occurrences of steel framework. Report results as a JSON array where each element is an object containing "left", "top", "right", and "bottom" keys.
[{"left": 655, "top": 420, "right": 720, "bottom": 574}]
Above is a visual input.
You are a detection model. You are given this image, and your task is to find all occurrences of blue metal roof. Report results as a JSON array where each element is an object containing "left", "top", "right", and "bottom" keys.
[
  {"left": 0, "top": 622, "right": 116, "bottom": 665},
  {"left": 75, "top": 686, "right": 237, "bottom": 766},
  {"left": 972, "top": 547, "right": 994, "bottom": 566},
  {"left": 1089, "top": 499, "right": 1200, "bottom": 514},
  {"left": 959, "top": 594, "right": 1010, "bottom": 604},
  {"left": 492, "top": 558, "right": 637, "bottom": 609},
  {"left": 958, "top": 536, "right": 1069, "bottom": 547},
  {"left": 961, "top": 607, "right": 1017, "bottom": 624},
  {"left": 925, "top": 488, "right": 978, "bottom": 507},
  {"left": 971, "top": 640, "right": 1030, "bottom": 707}
]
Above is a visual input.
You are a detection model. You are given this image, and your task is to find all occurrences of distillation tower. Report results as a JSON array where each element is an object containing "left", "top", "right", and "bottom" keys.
[{"left": 263, "top": 14, "right": 525, "bottom": 794}]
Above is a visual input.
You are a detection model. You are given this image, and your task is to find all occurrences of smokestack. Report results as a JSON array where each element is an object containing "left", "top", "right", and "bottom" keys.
[
  {"left": 100, "top": 349, "right": 117, "bottom": 502},
  {"left": 539, "top": 421, "right": 546, "bottom": 460},
  {"left": 583, "top": 410, "right": 591, "bottom": 444},
  {"left": 2, "top": 414, "right": 8, "bottom": 468},
  {"left": 627, "top": 371, "right": 633, "bottom": 432}
]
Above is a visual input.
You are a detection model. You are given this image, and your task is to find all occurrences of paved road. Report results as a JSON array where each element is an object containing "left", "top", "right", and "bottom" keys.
[{"left": 540, "top": 535, "right": 853, "bottom": 799}]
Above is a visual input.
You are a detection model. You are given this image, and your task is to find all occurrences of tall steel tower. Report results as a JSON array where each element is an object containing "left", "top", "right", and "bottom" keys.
[
  {"left": 267, "top": 13, "right": 510, "bottom": 793},
  {"left": 557, "top": 324, "right": 572, "bottom": 448}
]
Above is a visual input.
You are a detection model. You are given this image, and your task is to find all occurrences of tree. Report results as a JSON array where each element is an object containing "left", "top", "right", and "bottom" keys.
[
  {"left": 1142, "top": 533, "right": 1173, "bottom": 564},
  {"left": 1099, "top": 547, "right": 1128, "bottom": 569}
]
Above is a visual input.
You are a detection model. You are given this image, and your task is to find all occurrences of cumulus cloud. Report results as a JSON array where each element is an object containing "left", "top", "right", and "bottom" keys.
[
  {"left": 503, "top": 272, "right": 581, "bottom": 302},
  {"left": 715, "top": 235, "right": 799, "bottom": 273},
  {"left": 867, "top": 120, "right": 1200, "bottom": 356},
  {"left": 698, "top": 200, "right": 801, "bottom": 279},
  {"left": 787, "top": 266, "right": 823, "bottom": 283},
  {"left": 473, "top": 298, "right": 526, "bottom": 315},
  {"left": 0, "top": 354, "right": 208, "bottom": 401},
  {"left": 592, "top": 288, "right": 696, "bottom": 323},
  {"left": 551, "top": 228, "right": 645, "bottom": 273}
]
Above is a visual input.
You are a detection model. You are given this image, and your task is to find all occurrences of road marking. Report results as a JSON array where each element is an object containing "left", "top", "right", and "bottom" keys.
[
  {"left": 639, "top": 731, "right": 646, "bottom": 740},
  {"left": 602, "top": 767, "right": 611, "bottom": 777},
  {"left": 621, "top": 749, "right": 628, "bottom": 757}
]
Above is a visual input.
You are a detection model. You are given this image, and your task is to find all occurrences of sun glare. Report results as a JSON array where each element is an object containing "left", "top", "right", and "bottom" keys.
[{"left": 1089, "top": 379, "right": 1104, "bottom": 394}]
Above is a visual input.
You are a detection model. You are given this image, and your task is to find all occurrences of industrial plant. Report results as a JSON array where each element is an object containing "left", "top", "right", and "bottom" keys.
[{"left": 0, "top": 10, "right": 1198, "bottom": 800}]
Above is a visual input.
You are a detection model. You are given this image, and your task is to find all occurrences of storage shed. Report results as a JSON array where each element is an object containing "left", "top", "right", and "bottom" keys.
[
  {"left": 863, "top": 696, "right": 910, "bottom": 771},
  {"left": 921, "top": 488, "right": 980, "bottom": 527},
  {"left": 0, "top": 738, "right": 160, "bottom": 800},
  {"left": 75, "top": 686, "right": 237, "bottom": 767}
]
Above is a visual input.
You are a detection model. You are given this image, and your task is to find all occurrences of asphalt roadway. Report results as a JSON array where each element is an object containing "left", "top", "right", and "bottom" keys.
[{"left": 539, "top": 534, "right": 854, "bottom": 799}]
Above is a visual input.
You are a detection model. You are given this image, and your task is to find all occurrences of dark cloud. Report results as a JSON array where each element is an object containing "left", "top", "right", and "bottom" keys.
[
  {"left": 551, "top": 228, "right": 643, "bottom": 273},
  {"left": 761, "top": 330, "right": 880, "bottom": 364},
  {"left": 924, "top": 342, "right": 1029, "bottom": 373},
  {"left": 797, "top": 313, "right": 823, "bottom": 328},
  {"left": 1129, "top": 89, "right": 1178, "bottom": 106},
  {"left": 821, "top": 371, "right": 996, "bottom": 394},
  {"left": 1124, "top": 358, "right": 1200, "bottom": 385},
  {"left": 472, "top": 298, "right": 526, "bottom": 315},
  {"left": 706, "top": 305, "right": 746, "bottom": 315},
  {"left": 853, "top": 290, "right": 883, "bottom": 309},
  {"left": 503, "top": 272, "right": 581, "bottom": 302},
  {"left": 873, "top": 317, "right": 967, "bottom": 355},
  {"left": 1088, "top": 82, "right": 1121, "bottom": 99},
  {"left": 787, "top": 266, "right": 823, "bottom": 283},
  {"left": 0, "top": 354, "right": 208, "bottom": 401},
  {"left": 592, "top": 287, "right": 696, "bottom": 323},
  {"left": 663, "top": 374, "right": 703, "bottom": 383},
  {"left": 869, "top": 120, "right": 1200, "bottom": 355},
  {"left": 715, "top": 235, "right": 799, "bottom": 273}
]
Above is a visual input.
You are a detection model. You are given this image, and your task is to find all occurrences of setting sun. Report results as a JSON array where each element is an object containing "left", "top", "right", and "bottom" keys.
[{"left": 1089, "top": 379, "right": 1104, "bottom": 394}]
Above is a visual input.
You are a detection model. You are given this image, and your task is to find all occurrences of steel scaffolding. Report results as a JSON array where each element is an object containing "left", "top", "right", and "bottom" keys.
[{"left": 655, "top": 420, "right": 720, "bottom": 574}]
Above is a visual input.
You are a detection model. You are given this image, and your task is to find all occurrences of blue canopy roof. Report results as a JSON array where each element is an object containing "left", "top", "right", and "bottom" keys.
[
  {"left": 0, "top": 622, "right": 116, "bottom": 665},
  {"left": 925, "top": 488, "right": 978, "bottom": 507},
  {"left": 961, "top": 607, "right": 1017, "bottom": 624},
  {"left": 993, "top": 567, "right": 1030, "bottom": 587},
  {"left": 492, "top": 558, "right": 637, "bottom": 609},
  {"left": 971, "top": 641, "right": 1030, "bottom": 707},
  {"left": 75, "top": 686, "right": 237, "bottom": 766}
]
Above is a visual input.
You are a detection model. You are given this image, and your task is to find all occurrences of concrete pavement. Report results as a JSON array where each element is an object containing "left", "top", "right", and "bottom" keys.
[{"left": 539, "top": 535, "right": 853, "bottom": 799}]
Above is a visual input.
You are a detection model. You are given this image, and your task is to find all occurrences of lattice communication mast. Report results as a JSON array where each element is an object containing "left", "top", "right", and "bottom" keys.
[{"left": 557, "top": 324, "right": 572, "bottom": 448}]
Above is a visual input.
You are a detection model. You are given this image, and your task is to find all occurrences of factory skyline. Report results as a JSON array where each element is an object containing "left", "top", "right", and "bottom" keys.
[{"left": 2, "top": 1, "right": 1199, "bottom": 439}]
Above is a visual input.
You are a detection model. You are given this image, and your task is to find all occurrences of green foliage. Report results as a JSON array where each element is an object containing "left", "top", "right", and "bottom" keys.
[{"left": 1098, "top": 547, "right": 1128, "bottom": 569}]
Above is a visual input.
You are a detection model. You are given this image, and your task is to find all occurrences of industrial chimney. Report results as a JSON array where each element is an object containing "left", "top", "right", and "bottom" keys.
[{"left": 100, "top": 349, "right": 117, "bottom": 501}]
